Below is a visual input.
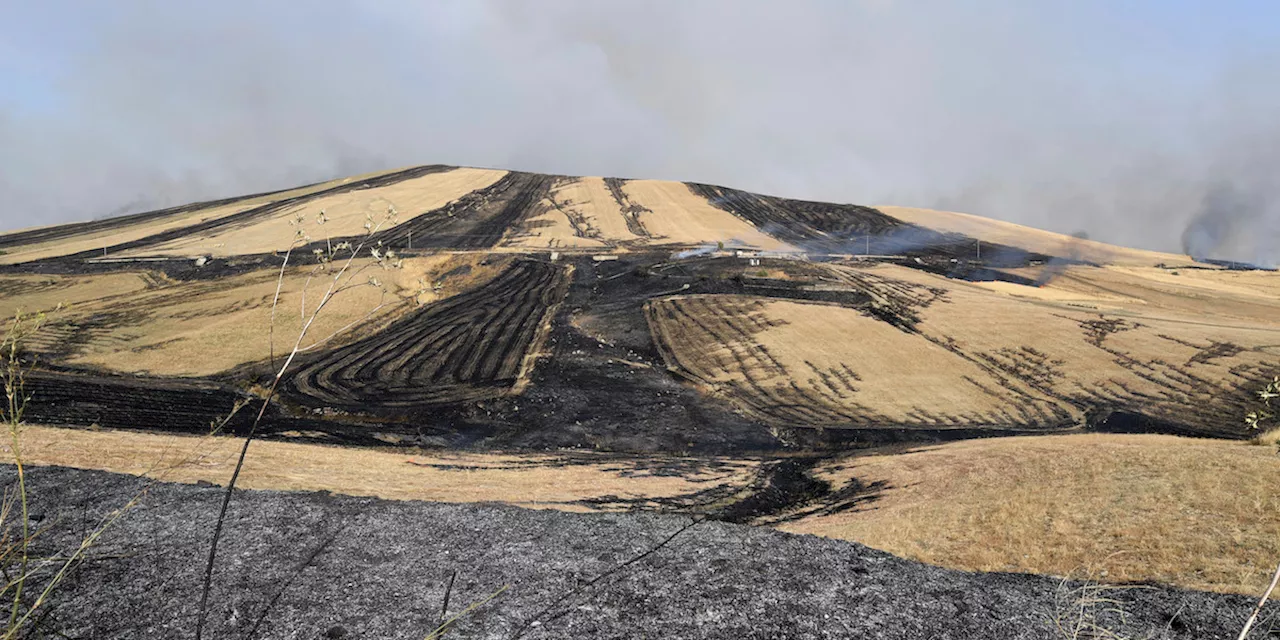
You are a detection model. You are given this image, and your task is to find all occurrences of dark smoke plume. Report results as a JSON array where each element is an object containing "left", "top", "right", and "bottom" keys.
[{"left": 1181, "top": 185, "right": 1271, "bottom": 265}]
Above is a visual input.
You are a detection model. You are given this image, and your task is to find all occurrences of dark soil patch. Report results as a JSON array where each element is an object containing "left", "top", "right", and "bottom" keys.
[{"left": 685, "top": 182, "right": 1062, "bottom": 267}]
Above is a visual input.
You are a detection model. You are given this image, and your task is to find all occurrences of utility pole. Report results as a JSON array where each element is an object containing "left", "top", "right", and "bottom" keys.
[
  {"left": 408, "top": 230, "right": 413, "bottom": 251},
  {"left": 865, "top": 235, "right": 870, "bottom": 256},
  {"left": 976, "top": 239, "right": 981, "bottom": 261}
]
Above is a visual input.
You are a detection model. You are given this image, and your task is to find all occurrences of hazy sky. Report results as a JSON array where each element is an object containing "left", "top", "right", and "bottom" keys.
[{"left": 2, "top": 1, "right": 1278, "bottom": 260}]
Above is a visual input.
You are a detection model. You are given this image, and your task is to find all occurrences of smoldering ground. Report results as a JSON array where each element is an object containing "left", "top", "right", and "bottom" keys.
[{"left": 3, "top": 1, "right": 1280, "bottom": 262}]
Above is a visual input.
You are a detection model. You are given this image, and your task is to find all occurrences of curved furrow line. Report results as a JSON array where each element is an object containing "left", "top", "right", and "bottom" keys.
[{"left": 284, "top": 260, "right": 570, "bottom": 411}]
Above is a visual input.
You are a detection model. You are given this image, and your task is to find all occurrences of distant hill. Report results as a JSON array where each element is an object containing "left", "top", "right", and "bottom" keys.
[{"left": 1, "top": 164, "right": 1276, "bottom": 450}]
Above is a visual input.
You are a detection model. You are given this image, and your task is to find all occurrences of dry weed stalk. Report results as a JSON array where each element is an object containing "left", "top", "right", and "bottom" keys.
[
  {"left": 1049, "top": 577, "right": 1142, "bottom": 640},
  {"left": 196, "top": 205, "right": 426, "bottom": 639},
  {"left": 0, "top": 309, "right": 146, "bottom": 638},
  {"left": 1237, "top": 562, "right": 1280, "bottom": 640},
  {"left": 1240, "top": 376, "right": 1280, "bottom": 639}
]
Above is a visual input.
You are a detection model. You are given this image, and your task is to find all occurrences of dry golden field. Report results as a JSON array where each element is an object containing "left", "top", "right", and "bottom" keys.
[
  {"left": 119, "top": 168, "right": 507, "bottom": 258},
  {"left": 779, "top": 433, "right": 1280, "bottom": 595},
  {"left": 0, "top": 253, "right": 509, "bottom": 376},
  {"left": 648, "top": 261, "right": 1280, "bottom": 436},
  {"left": 877, "top": 205, "right": 1193, "bottom": 267},
  {"left": 13, "top": 425, "right": 758, "bottom": 513}
]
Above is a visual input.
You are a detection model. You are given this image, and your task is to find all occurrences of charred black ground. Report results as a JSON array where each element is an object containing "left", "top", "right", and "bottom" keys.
[{"left": 15, "top": 465, "right": 1267, "bottom": 639}]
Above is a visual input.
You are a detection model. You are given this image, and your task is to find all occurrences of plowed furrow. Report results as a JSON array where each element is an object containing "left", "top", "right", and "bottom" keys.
[{"left": 285, "top": 260, "right": 569, "bottom": 410}]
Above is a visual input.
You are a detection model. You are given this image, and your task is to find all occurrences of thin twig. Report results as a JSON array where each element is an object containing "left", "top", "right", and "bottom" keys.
[
  {"left": 196, "top": 214, "right": 397, "bottom": 640},
  {"left": 425, "top": 585, "right": 508, "bottom": 640},
  {"left": 243, "top": 526, "right": 345, "bottom": 640},
  {"left": 439, "top": 569, "right": 458, "bottom": 631},
  {"left": 268, "top": 247, "right": 294, "bottom": 373}
]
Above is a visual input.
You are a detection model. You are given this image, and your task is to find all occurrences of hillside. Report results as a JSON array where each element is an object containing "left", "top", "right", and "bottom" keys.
[{"left": 1, "top": 164, "right": 1274, "bottom": 449}]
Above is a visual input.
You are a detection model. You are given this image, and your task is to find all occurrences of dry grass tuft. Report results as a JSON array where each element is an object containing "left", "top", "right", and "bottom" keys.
[{"left": 1250, "top": 428, "right": 1280, "bottom": 447}]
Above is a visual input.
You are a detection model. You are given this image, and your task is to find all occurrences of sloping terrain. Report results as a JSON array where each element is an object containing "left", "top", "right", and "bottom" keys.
[
  {"left": 0, "top": 164, "right": 1272, "bottom": 449},
  {"left": 878, "top": 205, "right": 1193, "bottom": 267},
  {"left": 0, "top": 254, "right": 503, "bottom": 377},
  {"left": 647, "top": 262, "right": 1280, "bottom": 438},
  {"left": 18, "top": 425, "right": 1280, "bottom": 595},
  {"left": 778, "top": 433, "right": 1280, "bottom": 595},
  {"left": 16, "top": 465, "right": 1266, "bottom": 639},
  {"left": 6, "top": 167, "right": 1280, "bottom": 628}
]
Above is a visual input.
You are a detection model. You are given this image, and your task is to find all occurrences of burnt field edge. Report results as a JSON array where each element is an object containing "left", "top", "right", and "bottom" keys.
[{"left": 6, "top": 462, "right": 1268, "bottom": 640}]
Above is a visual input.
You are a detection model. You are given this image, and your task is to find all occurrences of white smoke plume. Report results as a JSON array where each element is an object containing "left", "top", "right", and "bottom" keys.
[{"left": 2, "top": 1, "right": 1279, "bottom": 262}]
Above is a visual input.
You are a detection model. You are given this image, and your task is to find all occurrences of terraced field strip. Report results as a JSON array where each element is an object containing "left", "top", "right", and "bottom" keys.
[
  {"left": 0, "top": 181, "right": 324, "bottom": 264},
  {"left": 858, "top": 263, "right": 1280, "bottom": 437},
  {"left": 618, "top": 180, "right": 794, "bottom": 250},
  {"left": 287, "top": 259, "right": 571, "bottom": 410},
  {"left": 114, "top": 165, "right": 502, "bottom": 258},
  {"left": 686, "top": 183, "right": 904, "bottom": 253},
  {"left": 686, "top": 183, "right": 1058, "bottom": 266},
  {"left": 18, "top": 166, "right": 450, "bottom": 263},
  {"left": 501, "top": 177, "right": 642, "bottom": 250},
  {"left": 31, "top": 254, "right": 506, "bottom": 377},
  {"left": 369, "top": 172, "right": 554, "bottom": 250},
  {"left": 647, "top": 294, "right": 1051, "bottom": 428},
  {"left": 602, "top": 177, "right": 653, "bottom": 238}
]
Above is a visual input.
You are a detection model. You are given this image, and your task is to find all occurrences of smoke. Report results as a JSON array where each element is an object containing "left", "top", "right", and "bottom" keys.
[
  {"left": 3, "top": 1, "right": 1280, "bottom": 262},
  {"left": 1034, "top": 231, "right": 1094, "bottom": 286},
  {"left": 671, "top": 239, "right": 742, "bottom": 259},
  {"left": 1181, "top": 185, "right": 1280, "bottom": 266}
]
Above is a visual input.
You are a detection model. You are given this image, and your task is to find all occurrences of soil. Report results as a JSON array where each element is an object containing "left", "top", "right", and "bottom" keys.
[
  {"left": 16, "top": 465, "right": 1267, "bottom": 640},
  {"left": 685, "top": 182, "right": 1062, "bottom": 267}
]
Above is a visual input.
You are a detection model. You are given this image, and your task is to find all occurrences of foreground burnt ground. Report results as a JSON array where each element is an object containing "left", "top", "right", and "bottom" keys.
[{"left": 17, "top": 465, "right": 1266, "bottom": 639}]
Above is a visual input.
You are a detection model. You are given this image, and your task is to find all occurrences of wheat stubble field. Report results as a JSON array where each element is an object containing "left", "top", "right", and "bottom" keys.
[{"left": 2, "top": 163, "right": 1279, "bottom": 600}]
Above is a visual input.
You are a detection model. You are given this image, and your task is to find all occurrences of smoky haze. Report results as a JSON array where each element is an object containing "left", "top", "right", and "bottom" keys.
[{"left": 2, "top": 1, "right": 1279, "bottom": 263}]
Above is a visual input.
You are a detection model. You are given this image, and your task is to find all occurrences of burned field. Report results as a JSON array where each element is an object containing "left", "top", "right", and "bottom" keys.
[
  {"left": 285, "top": 259, "right": 570, "bottom": 411},
  {"left": 8, "top": 166, "right": 1280, "bottom": 614},
  {"left": 687, "top": 182, "right": 1058, "bottom": 266},
  {"left": 366, "top": 171, "right": 557, "bottom": 250},
  {"left": 0, "top": 165, "right": 1276, "bottom": 453}
]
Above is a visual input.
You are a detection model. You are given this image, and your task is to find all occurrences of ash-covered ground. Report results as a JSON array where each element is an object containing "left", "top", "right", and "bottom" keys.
[{"left": 14, "top": 465, "right": 1267, "bottom": 639}]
